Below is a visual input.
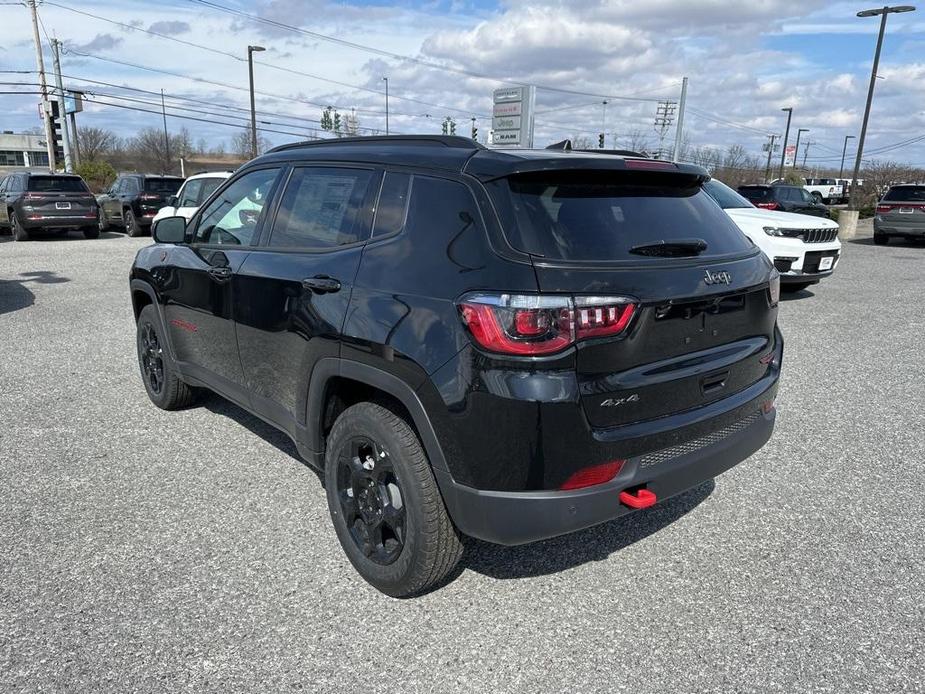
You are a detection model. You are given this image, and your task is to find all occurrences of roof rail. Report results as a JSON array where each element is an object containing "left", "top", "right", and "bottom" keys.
[{"left": 267, "top": 134, "right": 484, "bottom": 154}]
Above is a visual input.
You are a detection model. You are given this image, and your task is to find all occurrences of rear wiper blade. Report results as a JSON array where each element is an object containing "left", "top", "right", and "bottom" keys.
[{"left": 629, "top": 238, "right": 708, "bottom": 257}]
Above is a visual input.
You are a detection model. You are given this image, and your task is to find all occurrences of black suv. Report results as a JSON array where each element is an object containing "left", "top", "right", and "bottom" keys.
[
  {"left": 131, "top": 136, "right": 783, "bottom": 597},
  {"left": 0, "top": 172, "right": 99, "bottom": 240},
  {"left": 738, "top": 184, "right": 830, "bottom": 218},
  {"left": 98, "top": 173, "right": 182, "bottom": 237}
]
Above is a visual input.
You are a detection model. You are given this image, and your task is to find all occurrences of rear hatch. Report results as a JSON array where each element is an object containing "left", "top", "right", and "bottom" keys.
[
  {"left": 487, "top": 165, "right": 778, "bottom": 429},
  {"left": 878, "top": 186, "right": 925, "bottom": 229},
  {"left": 139, "top": 177, "right": 183, "bottom": 215},
  {"left": 738, "top": 185, "right": 777, "bottom": 210},
  {"left": 24, "top": 176, "right": 96, "bottom": 222}
]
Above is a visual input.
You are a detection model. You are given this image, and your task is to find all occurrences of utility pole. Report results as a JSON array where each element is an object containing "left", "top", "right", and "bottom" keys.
[
  {"left": 383, "top": 77, "right": 389, "bottom": 135},
  {"left": 247, "top": 45, "right": 265, "bottom": 158},
  {"left": 802, "top": 140, "right": 813, "bottom": 168},
  {"left": 777, "top": 107, "right": 793, "bottom": 180},
  {"left": 50, "top": 39, "right": 72, "bottom": 173},
  {"left": 69, "top": 105, "right": 80, "bottom": 167},
  {"left": 28, "top": 0, "right": 56, "bottom": 170},
  {"left": 653, "top": 100, "right": 676, "bottom": 159},
  {"left": 672, "top": 76, "right": 688, "bottom": 162},
  {"left": 764, "top": 133, "right": 779, "bottom": 182},
  {"left": 793, "top": 128, "right": 809, "bottom": 169},
  {"left": 839, "top": 135, "right": 856, "bottom": 178},
  {"left": 160, "top": 89, "right": 171, "bottom": 173},
  {"left": 849, "top": 5, "right": 916, "bottom": 209}
]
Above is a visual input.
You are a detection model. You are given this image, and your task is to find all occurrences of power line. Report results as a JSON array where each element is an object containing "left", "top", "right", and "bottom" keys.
[
  {"left": 43, "top": 0, "right": 488, "bottom": 119},
  {"left": 187, "top": 0, "right": 670, "bottom": 102}
]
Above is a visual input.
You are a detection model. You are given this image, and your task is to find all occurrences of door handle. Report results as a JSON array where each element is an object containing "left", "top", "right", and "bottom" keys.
[
  {"left": 208, "top": 266, "right": 233, "bottom": 281},
  {"left": 302, "top": 276, "right": 341, "bottom": 293}
]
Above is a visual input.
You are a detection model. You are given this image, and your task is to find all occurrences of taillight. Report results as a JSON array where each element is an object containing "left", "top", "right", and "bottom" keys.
[
  {"left": 139, "top": 193, "right": 160, "bottom": 201},
  {"left": 560, "top": 460, "right": 625, "bottom": 490},
  {"left": 757, "top": 202, "right": 780, "bottom": 210},
  {"left": 876, "top": 204, "right": 893, "bottom": 213},
  {"left": 22, "top": 193, "right": 43, "bottom": 201},
  {"left": 458, "top": 293, "right": 637, "bottom": 356},
  {"left": 768, "top": 269, "right": 780, "bottom": 307}
]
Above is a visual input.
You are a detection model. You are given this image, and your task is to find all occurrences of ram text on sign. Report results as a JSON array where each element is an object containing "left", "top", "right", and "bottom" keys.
[{"left": 493, "top": 130, "right": 521, "bottom": 145}]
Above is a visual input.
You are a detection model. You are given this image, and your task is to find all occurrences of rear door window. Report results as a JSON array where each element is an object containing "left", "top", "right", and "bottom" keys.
[
  {"left": 490, "top": 173, "right": 752, "bottom": 261},
  {"left": 26, "top": 176, "right": 88, "bottom": 192},
  {"left": 883, "top": 186, "right": 925, "bottom": 202},
  {"left": 269, "top": 167, "right": 376, "bottom": 249},
  {"left": 372, "top": 172, "right": 411, "bottom": 238}
]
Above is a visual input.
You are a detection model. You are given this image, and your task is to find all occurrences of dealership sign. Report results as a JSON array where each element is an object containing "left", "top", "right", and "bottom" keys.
[{"left": 490, "top": 86, "right": 535, "bottom": 148}]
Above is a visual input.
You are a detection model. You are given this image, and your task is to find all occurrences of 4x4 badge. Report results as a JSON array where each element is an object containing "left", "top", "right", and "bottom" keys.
[{"left": 704, "top": 269, "right": 732, "bottom": 285}]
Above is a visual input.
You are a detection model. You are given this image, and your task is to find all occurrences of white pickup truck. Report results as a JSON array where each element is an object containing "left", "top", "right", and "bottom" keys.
[{"left": 804, "top": 178, "right": 844, "bottom": 204}]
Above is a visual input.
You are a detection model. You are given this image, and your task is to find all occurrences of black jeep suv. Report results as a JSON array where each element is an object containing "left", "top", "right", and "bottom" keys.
[
  {"left": 0, "top": 172, "right": 99, "bottom": 240},
  {"left": 130, "top": 136, "right": 783, "bottom": 597},
  {"left": 98, "top": 173, "right": 183, "bottom": 237},
  {"left": 738, "top": 183, "right": 830, "bottom": 218}
]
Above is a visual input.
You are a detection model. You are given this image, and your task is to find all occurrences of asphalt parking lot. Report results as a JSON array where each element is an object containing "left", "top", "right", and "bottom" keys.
[{"left": 1, "top": 228, "right": 923, "bottom": 692}]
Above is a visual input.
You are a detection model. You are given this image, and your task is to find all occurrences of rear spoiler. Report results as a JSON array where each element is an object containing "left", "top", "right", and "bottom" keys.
[{"left": 466, "top": 152, "right": 710, "bottom": 184}]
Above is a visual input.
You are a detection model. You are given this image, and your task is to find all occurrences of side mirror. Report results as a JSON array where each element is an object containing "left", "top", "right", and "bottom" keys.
[
  {"left": 166, "top": 195, "right": 178, "bottom": 207},
  {"left": 152, "top": 216, "right": 186, "bottom": 244}
]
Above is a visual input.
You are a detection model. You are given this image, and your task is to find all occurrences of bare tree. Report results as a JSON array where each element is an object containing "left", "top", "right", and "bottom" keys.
[
  {"left": 77, "top": 126, "right": 117, "bottom": 162},
  {"left": 231, "top": 128, "right": 271, "bottom": 158}
]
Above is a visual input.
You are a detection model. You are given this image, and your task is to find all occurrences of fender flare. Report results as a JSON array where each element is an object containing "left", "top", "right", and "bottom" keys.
[
  {"left": 305, "top": 358, "right": 450, "bottom": 474},
  {"left": 129, "top": 279, "right": 178, "bottom": 361}
]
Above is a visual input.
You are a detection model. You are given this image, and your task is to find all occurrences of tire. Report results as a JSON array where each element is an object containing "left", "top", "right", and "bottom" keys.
[
  {"left": 811, "top": 192, "right": 823, "bottom": 203},
  {"left": 11, "top": 212, "right": 29, "bottom": 241},
  {"left": 136, "top": 305, "right": 197, "bottom": 410},
  {"left": 325, "top": 402, "right": 463, "bottom": 598},
  {"left": 873, "top": 233, "right": 888, "bottom": 246},
  {"left": 781, "top": 282, "right": 811, "bottom": 293},
  {"left": 82, "top": 225, "right": 100, "bottom": 239},
  {"left": 98, "top": 208, "right": 109, "bottom": 232},
  {"left": 125, "top": 208, "right": 144, "bottom": 237}
]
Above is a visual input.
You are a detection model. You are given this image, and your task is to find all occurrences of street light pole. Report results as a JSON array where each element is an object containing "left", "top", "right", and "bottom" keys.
[
  {"left": 793, "top": 128, "right": 809, "bottom": 169},
  {"left": 849, "top": 5, "right": 916, "bottom": 208},
  {"left": 777, "top": 107, "right": 793, "bottom": 180},
  {"left": 839, "top": 135, "right": 856, "bottom": 178},
  {"left": 247, "top": 45, "right": 265, "bottom": 158},
  {"left": 383, "top": 77, "right": 389, "bottom": 135}
]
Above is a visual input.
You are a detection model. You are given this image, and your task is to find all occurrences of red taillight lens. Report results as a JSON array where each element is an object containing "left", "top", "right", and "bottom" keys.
[
  {"left": 22, "top": 193, "right": 43, "bottom": 201},
  {"left": 625, "top": 159, "right": 676, "bottom": 171},
  {"left": 459, "top": 299, "right": 572, "bottom": 356},
  {"left": 458, "top": 294, "right": 637, "bottom": 356},
  {"left": 876, "top": 204, "right": 893, "bottom": 213},
  {"left": 757, "top": 202, "right": 780, "bottom": 210},
  {"left": 560, "top": 460, "right": 625, "bottom": 490}
]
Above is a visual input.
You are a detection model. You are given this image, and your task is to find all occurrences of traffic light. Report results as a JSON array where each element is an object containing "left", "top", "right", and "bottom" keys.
[
  {"left": 45, "top": 100, "right": 64, "bottom": 168},
  {"left": 471, "top": 125, "right": 478, "bottom": 140},
  {"left": 598, "top": 133, "right": 605, "bottom": 149}
]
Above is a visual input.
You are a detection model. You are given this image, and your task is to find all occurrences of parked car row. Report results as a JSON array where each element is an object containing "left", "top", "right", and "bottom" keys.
[{"left": 0, "top": 170, "right": 233, "bottom": 241}]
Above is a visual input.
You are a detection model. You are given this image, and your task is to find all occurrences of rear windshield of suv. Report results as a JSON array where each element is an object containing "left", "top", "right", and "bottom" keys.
[
  {"left": 738, "top": 186, "right": 773, "bottom": 202},
  {"left": 489, "top": 173, "right": 752, "bottom": 261},
  {"left": 144, "top": 178, "right": 182, "bottom": 194},
  {"left": 703, "top": 179, "right": 754, "bottom": 210},
  {"left": 883, "top": 186, "right": 925, "bottom": 202},
  {"left": 26, "top": 176, "right": 88, "bottom": 192}
]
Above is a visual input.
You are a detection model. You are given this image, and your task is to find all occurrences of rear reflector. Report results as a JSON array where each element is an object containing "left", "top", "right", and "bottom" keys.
[{"left": 560, "top": 460, "right": 625, "bottom": 490}]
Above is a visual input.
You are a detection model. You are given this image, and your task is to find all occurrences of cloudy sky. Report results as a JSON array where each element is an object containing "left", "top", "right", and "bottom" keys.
[{"left": 2, "top": 0, "right": 924, "bottom": 168}]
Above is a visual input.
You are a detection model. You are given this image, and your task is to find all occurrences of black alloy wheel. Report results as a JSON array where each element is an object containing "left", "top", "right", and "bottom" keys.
[
  {"left": 336, "top": 437, "right": 406, "bottom": 565},
  {"left": 140, "top": 321, "right": 164, "bottom": 395}
]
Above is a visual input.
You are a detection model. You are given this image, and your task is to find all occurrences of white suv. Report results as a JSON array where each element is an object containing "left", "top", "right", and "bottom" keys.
[
  {"left": 704, "top": 179, "right": 841, "bottom": 293},
  {"left": 152, "top": 171, "right": 232, "bottom": 224}
]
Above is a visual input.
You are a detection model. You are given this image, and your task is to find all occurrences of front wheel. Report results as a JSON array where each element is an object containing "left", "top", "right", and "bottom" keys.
[
  {"left": 811, "top": 192, "right": 823, "bottom": 203},
  {"left": 136, "top": 305, "right": 197, "bottom": 410},
  {"left": 325, "top": 402, "right": 463, "bottom": 598}
]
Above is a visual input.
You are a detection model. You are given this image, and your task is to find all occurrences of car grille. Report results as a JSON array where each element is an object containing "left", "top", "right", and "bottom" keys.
[
  {"left": 779, "top": 227, "right": 839, "bottom": 243},
  {"left": 638, "top": 412, "right": 760, "bottom": 469}
]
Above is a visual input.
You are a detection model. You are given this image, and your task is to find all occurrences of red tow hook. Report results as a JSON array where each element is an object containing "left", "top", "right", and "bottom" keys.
[{"left": 619, "top": 488, "right": 657, "bottom": 509}]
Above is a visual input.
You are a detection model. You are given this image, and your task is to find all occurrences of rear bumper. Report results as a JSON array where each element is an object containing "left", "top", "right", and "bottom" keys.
[
  {"left": 437, "top": 381, "right": 778, "bottom": 546},
  {"left": 20, "top": 214, "right": 97, "bottom": 230},
  {"left": 874, "top": 222, "right": 925, "bottom": 237}
]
